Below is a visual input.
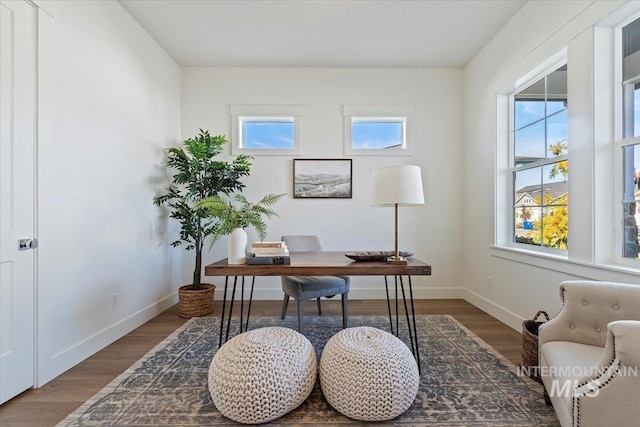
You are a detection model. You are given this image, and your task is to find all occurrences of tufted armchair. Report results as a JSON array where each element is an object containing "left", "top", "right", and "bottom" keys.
[{"left": 538, "top": 280, "right": 640, "bottom": 427}]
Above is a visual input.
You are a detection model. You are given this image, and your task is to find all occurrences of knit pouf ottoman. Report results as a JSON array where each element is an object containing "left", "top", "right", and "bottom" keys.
[
  {"left": 320, "top": 326, "right": 419, "bottom": 421},
  {"left": 208, "top": 327, "right": 317, "bottom": 424}
]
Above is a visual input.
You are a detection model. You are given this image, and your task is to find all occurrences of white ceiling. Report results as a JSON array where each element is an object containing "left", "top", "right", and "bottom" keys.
[{"left": 119, "top": 0, "right": 526, "bottom": 68}]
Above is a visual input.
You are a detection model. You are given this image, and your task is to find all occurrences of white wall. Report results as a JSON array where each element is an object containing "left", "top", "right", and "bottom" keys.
[
  {"left": 462, "top": 0, "right": 640, "bottom": 331},
  {"left": 36, "top": 0, "right": 181, "bottom": 385},
  {"left": 36, "top": 0, "right": 638, "bottom": 388},
  {"left": 181, "top": 67, "right": 464, "bottom": 299}
]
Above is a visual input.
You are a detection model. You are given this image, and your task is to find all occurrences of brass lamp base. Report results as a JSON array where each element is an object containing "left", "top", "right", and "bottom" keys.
[
  {"left": 387, "top": 203, "right": 409, "bottom": 265},
  {"left": 387, "top": 256, "right": 408, "bottom": 265}
]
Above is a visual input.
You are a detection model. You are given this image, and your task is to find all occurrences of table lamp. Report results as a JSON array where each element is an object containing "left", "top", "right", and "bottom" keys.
[{"left": 372, "top": 165, "right": 424, "bottom": 265}]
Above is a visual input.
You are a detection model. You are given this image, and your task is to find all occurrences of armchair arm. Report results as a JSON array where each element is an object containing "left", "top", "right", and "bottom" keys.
[
  {"left": 538, "top": 282, "right": 571, "bottom": 349},
  {"left": 574, "top": 320, "right": 640, "bottom": 388},
  {"left": 605, "top": 320, "right": 640, "bottom": 368},
  {"left": 572, "top": 321, "right": 640, "bottom": 427}
]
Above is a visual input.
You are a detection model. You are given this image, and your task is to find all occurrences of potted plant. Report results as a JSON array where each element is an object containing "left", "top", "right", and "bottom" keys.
[
  {"left": 197, "top": 193, "right": 285, "bottom": 264},
  {"left": 154, "top": 130, "right": 252, "bottom": 317}
]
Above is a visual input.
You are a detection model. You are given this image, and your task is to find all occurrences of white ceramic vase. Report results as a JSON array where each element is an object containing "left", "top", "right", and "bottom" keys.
[{"left": 228, "top": 227, "right": 247, "bottom": 265}]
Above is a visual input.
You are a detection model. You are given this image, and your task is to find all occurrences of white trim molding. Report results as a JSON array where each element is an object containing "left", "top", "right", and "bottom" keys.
[
  {"left": 342, "top": 105, "right": 415, "bottom": 156},
  {"left": 230, "top": 104, "right": 303, "bottom": 156},
  {"left": 38, "top": 292, "right": 178, "bottom": 386}
]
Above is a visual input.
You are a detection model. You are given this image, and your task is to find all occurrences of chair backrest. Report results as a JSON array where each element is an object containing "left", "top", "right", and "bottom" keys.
[
  {"left": 558, "top": 280, "right": 640, "bottom": 347},
  {"left": 281, "top": 235, "right": 322, "bottom": 252}
]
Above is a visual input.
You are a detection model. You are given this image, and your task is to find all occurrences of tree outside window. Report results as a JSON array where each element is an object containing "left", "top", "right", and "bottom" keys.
[
  {"left": 512, "top": 65, "right": 568, "bottom": 250},
  {"left": 620, "top": 18, "right": 640, "bottom": 260}
]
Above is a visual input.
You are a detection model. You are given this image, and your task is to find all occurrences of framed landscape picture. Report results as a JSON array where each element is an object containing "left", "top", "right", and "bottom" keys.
[{"left": 293, "top": 159, "right": 352, "bottom": 199}]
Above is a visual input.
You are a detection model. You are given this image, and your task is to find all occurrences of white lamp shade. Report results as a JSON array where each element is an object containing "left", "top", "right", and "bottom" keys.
[{"left": 372, "top": 165, "right": 424, "bottom": 207}]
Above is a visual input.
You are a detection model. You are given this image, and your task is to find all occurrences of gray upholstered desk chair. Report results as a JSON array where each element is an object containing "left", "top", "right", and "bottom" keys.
[{"left": 280, "top": 235, "right": 350, "bottom": 334}]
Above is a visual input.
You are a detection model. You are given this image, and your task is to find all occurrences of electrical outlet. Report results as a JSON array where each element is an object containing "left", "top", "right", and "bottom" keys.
[
  {"left": 112, "top": 293, "right": 119, "bottom": 308},
  {"left": 487, "top": 276, "right": 493, "bottom": 288}
]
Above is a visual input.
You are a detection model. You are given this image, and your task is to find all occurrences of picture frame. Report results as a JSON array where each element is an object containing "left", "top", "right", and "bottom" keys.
[{"left": 293, "top": 159, "right": 352, "bottom": 199}]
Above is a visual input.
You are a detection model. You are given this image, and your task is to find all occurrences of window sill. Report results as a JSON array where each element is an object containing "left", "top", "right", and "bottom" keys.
[
  {"left": 231, "top": 147, "right": 302, "bottom": 156},
  {"left": 490, "top": 245, "right": 640, "bottom": 279},
  {"left": 344, "top": 148, "right": 414, "bottom": 156}
]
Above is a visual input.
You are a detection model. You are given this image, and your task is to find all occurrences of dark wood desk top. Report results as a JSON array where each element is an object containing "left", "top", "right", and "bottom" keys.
[{"left": 204, "top": 251, "right": 431, "bottom": 276}]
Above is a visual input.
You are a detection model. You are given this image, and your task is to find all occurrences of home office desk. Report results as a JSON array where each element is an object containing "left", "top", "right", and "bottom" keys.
[{"left": 204, "top": 252, "right": 431, "bottom": 370}]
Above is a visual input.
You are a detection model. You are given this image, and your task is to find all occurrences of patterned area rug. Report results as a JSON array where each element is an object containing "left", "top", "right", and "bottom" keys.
[{"left": 57, "top": 315, "right": 559, "bottom": 426}]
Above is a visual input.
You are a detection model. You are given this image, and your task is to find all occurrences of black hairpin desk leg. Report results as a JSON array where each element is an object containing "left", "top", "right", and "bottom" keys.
[
  {"left": 244, "top": 277, "right": 256, "bottom": 331},
  {"left": 383, "top": 274, "right": 421, "bottom": 374},
  {"left": 384, "top": 275, "right": 394, "bottom": 336},
  {"left": 400, "top": 275, "right": 420, "bottom": 374},
  {"left": 224, "top": 276, "right": 238, "bottom": 343},
  {"left": 218, "top": 275, "right": 257, "bottom": 348},
  {"left": 218, "top": 276, "right": 229, "bottom": 348}
]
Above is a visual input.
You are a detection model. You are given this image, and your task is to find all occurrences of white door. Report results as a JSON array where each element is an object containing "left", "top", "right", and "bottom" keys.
[{"left": 0, "top": 0, "right": 36, "bottom": 405}]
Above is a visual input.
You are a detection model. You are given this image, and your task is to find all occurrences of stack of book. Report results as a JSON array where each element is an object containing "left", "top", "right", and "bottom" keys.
[{"left": 247, "top": 241, "right": 291, "bottom": 265}]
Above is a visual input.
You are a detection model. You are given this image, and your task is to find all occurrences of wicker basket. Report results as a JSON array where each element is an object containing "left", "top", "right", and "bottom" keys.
[
  {"left": 178, "top": 283, "right": 216, "bottom": 318},
  {"left": 521, "top": 310, "right": 550, "bottom": 384}
]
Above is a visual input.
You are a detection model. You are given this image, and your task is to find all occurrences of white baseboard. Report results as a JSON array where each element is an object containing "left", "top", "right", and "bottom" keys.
[
  {"left": 461, "top": 288, "right": 524, "bottom": 331},
  {"left": 37, "top": 287, "right": 516, "bottom": 387},
  {"left": 37, "top": 292, "right": 179, "bottom": 387},
  {"left": 347, "top": 287, "right": 464, "bottom": 300},
  {"left": 221, "top": 287, "right": 465, "bottom": 301}
]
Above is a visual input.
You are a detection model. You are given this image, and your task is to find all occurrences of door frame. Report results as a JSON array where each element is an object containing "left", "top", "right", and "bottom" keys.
[
  {"left": 0, "top": 0, "right": 38, "bottom": 401},
  {"left": 32, "top": 0, "right": 55, "bottom": 388}
]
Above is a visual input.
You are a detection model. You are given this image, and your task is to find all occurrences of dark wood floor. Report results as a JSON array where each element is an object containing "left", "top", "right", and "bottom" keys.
[{"left": 0, "top": 299, "right": 523, "bottom": 427}]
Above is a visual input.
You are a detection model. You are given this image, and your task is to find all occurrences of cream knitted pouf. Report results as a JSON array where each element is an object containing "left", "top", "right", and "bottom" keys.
[
  {"left": 208, "top": 327, "right": 317, "bottom": 424},
  {"left": 320, "top": 326, "right": 419, "bottom": 421}
]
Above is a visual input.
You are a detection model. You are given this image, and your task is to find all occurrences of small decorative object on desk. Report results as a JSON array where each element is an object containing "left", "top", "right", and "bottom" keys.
[
  {"left": 345, "top": 251, "right": 413, "bottom": 262},
  {"left": 250, "top": 241, "right": 289, "bottom": 257},
  {"left": 247, "top": 254, "right": 291, "bottom": 265},
  {"left": 228, "top": 228, "right": 248, "bottom": 265},
  {"left": 195, "top": 193, "right": 285, "bottom": 265},
  {"left": 521, "top": 310, "right": 550, "bottom": 384},
  {"left": 252, "top": 241, "right": 285, "bottom": 249}
]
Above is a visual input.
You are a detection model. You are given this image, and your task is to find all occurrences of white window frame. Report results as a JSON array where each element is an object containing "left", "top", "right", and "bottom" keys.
[
  {"left": 495, "top": 50, "right": 568, "bottom": 256},
  {"left": 614, "top": 13, "right": 640, "bottom": 266},
  {"left": 343, "top": 105, "right": 415, "bottom": 156},
  {"left": 230, "top": 105, "right": 303, "bottom": 156}
]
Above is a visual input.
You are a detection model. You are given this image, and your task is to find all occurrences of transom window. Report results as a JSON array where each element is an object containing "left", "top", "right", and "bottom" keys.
[
  {"left": 351, "top": 117, "right": 406, "bottom": 150},
  {"left": 343, "top": 105, "right": 414, "bottom": 155},
  {"left": 511, "top": 64, "right": 568, "bottom": 250},
  {"left": 231, "top": 105, "right": 302, "bottom": 155},
  {"left": 239, "top": 116, "right": 294, "bottom": 150}
]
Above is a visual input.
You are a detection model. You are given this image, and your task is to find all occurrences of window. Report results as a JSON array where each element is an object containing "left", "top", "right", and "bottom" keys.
[
  {"left": 343, "top": 105, "right": 414, "bottom": 155},
  {"left": 239, "top": 117, "right": 294, "bottom": 149},
  {"left": 351, "top": 117, "right": 405, "bottom": 149},
  {"left": 620, "top": 17, "right": 640, "bottom": 260},
  {"left": 511, "top": 65, "right": 568, "bottom": 250},
  {"left": 231, "top": 105, "right": 302, "bottom": 155}
]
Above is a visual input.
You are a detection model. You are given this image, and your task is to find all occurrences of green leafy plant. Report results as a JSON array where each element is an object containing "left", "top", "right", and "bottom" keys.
[
  {"left": 196, "top": 193, "right": 285, "bottom": 242},
  {"left": 154, "top": 130, "right": 252, "bottom": 290}
]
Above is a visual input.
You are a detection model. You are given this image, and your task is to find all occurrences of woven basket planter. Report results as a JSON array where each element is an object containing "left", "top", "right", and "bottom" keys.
[
  {"left": 521, "top": 310, "right": 549, "bottom": 384},
  {"left": 178, "top": 283, "right": 216, "bottom": 318}
]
